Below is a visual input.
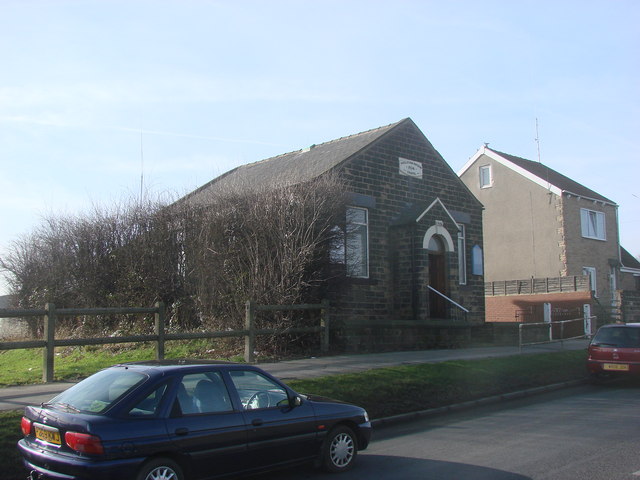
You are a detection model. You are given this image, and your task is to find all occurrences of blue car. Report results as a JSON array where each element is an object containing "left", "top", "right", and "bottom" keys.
[{"left": 18, "top": 361, "right": 371, "bottom": 480}]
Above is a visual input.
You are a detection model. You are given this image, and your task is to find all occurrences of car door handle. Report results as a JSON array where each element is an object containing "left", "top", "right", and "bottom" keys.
[
  {"left": 251, "top": 418, "right": 263, "bottom": 427},
  {"left": 175, "top": 427, "right": 189, "bottom": 436}
]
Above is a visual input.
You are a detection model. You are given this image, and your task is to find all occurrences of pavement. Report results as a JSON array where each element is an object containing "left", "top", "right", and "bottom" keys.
[{"left": 0, "top": 339, "right": 590, "bottom": 411}]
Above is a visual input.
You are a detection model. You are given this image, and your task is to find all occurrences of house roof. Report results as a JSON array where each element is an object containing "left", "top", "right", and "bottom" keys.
[
  {"left": 621, "top": 247, "right": 640, "bottom": 271},
  {"left": 459, "top": 146, "right": 617, "bottom": 206},
  {"left": 490, "top": 148, "right": 615, "bottom": 204},
  {"left": 182, "top": 118, "right": 411, "bottom": 203}
]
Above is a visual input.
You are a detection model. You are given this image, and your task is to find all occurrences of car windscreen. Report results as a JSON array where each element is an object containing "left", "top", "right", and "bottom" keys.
[
  {"left": 46, "top": 368, "right": 147, "bottom": 414},
  {"left": 592, "top": 326, "right": 640, "bottom": 348}
]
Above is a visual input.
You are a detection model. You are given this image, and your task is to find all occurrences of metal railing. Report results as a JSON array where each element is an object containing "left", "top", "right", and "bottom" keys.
[
  {"left": 518, "top": 316, "right": 596, "bottom": 352},
  {"left": 427, "top": 285, "right": 469, "bottom": 322}
]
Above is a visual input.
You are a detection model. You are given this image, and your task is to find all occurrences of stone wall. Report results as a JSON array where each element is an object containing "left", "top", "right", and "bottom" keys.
[{"left": 325, "top": 121, "right": 485, "bottom": 350}]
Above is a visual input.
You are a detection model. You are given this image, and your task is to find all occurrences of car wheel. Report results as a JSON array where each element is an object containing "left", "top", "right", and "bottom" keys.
[
  {"left": 137, "top": 457, "right": 184, "bottom": 480},
  {"left": 322, "top": 425, "right": 358, "bottom": 473}
]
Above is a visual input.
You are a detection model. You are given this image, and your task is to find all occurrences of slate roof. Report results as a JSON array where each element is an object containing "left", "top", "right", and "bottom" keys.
[
  {"left": 621, "top": 247, "right": 640, "bottom": 270},
  {"left": 487, "top": 148, "right": 615, "bottom": 204},
  {"left": 183, "top": 118, "right": 410, "bottom": 204}
]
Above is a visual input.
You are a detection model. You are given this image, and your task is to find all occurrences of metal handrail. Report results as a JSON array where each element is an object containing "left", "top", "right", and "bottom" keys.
[{"left": 427, "top": 285, "right": 469, "bottom": 313}]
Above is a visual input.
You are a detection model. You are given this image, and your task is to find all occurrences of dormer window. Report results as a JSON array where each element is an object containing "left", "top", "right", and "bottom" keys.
[{"left": 479, "top": 165, "right": 492, "bottom": 188}]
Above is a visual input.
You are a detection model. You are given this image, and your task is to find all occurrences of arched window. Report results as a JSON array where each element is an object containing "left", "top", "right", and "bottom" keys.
[{"left": 472, "top": 245, "right": 483, "bottom": 276}]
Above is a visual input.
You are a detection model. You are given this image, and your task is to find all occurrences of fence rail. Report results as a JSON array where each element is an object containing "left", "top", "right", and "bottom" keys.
[
  {"left": 518, "top": 316, "right": 596, "bottom": 351},
  {"left": 0, "top": 300, "right": 330, "bottom": 382},
  {"left": 486, "top": 275, "right": 590, "bottom": 296}
]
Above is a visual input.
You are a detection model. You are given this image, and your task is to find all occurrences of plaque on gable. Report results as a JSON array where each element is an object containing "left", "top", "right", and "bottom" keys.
[{"left": 399, "top": 157, "right": 423, "bottom": 179}]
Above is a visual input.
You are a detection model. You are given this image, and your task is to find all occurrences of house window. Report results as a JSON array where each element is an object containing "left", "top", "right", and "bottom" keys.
[
  {"left": 329, "top": 226, "right": 345, "bottom": 264},
  {"left": 345, "top": 207, "right": 369, "bottom": 278},
  {"left": 580, "top": 208, "right": 606, "bottom": 240},
  {"left": 472, "top": 245, "right": 483, "bottom": 275},
  {"left": 458, "top": 224, "right": 467, "bottom": 285},
  {"left": 583, "top": 266, "right": 597, "bottom": 297},
  {"left": 479, "top": 165, "right": 492, "bottom": 188}
]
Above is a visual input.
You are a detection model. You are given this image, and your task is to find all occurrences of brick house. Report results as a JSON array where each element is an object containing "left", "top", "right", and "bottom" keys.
[
  {"left": 186, "top": 118, "right": 486, "bottom": 350},
  {"left": 458, "top": 145, "right": 640, "bottom": 324}
]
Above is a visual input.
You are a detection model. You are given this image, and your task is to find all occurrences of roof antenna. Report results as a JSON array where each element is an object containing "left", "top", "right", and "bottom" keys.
[
  {"left": 140, "top": 127, "right": 144, "bottom": 205},
  {"left": 535, "top": 118, "right": 542, "bottom": 163}
]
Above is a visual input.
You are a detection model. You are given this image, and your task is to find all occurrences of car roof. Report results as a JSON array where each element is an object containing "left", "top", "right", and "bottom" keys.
[
  {"left": 105, "top": 360, "right": 260, "bottom": 376},
  {"left": 122, "top": 359, "right": 237, "bottom": 367}
]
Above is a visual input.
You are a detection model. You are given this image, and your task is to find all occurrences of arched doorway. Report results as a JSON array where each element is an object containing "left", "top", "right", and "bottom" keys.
[{"left": 427, "top": 235, "right": 447, "bottom": 318}]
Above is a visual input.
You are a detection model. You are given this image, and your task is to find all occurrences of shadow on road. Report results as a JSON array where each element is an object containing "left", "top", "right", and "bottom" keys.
[{"left": 251, "top": 454, "right": 532, "bottom": 480}]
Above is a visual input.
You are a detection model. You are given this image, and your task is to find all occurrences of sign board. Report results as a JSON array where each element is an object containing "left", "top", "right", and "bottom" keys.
[{"left": 399, "top": 158, "right": 423, "bottom": 179}]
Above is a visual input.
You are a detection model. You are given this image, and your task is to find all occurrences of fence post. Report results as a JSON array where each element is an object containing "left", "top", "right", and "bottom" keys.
[
  {"left": 544, "top": 303, "right": 552, "bottom": 341},
  {"left": 320, "top": 299, "right": 330, "bottom": 354},
  {"left": 43, "top": 303, "right": 56, "bottom": 383},
  {"left": 583, "top": 304, "right": 592, "bottom": 336},
  {"left": 518, "top": 323, "right": 523, "bottom": 353},
  {"left": 245, "top": 300, "right": 255, "bottom": 363},
  {"left": 155, "top": 301, "right": 165, "bottom": 361}
]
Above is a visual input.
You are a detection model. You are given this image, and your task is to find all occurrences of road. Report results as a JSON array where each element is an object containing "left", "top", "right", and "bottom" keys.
[{"left": 259, "top": 382, "right": 640, "bottom": 480}]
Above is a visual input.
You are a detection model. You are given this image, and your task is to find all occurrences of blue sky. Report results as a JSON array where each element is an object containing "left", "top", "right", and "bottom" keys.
[{"left": 1, "top": 0, "right": 638, "bottom": 294}]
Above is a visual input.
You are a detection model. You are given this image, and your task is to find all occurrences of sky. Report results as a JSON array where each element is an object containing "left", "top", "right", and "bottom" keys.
[{"left": 1, "top": 0, "right": 639, "bottom": 295}]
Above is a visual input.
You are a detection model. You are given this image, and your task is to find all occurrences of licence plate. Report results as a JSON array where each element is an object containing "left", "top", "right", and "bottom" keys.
[
  {"left": 34, "top": 424, "right": 61, "bottom": 445},
  {"left": 603, "top": 363, "right": 629, "bottom": 371}
]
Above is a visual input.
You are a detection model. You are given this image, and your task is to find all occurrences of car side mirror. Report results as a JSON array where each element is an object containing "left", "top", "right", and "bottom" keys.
[{"left": 292, "top": 396, "right": 302, "bottom": 407}]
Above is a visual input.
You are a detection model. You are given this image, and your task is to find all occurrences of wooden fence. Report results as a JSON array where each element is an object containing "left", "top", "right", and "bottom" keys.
[
  {"left": 0, "top": 300, "right": 330, "bottom": 382},
  {"left": 485, "top": 275, "right": 590, "bottom": 297}
]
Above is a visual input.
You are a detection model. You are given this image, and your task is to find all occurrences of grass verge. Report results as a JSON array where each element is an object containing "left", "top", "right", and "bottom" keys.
[
  {"left": 0, "top": 340, "right": 245, "bottom": 386},
  {"left": 1, "top": 349, "right": 587, "bottom": 480},
  {"left": 1, "top": 410, "right": 24, "bottom": 480},
  {"left": 290, "top": 350, "right": 587, "bottom": 419}
]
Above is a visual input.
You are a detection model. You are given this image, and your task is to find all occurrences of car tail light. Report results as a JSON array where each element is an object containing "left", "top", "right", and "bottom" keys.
[
  {"left": 64, "top": 431, "right": 104, "bottom": 455},
  {"left": 21, "top": 417, "right": 32, "bottom": 436}
]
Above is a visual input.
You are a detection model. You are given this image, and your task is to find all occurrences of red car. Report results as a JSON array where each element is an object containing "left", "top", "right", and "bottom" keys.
[{"left": 587, "top": 323, "right": 640, "bottom": 382}]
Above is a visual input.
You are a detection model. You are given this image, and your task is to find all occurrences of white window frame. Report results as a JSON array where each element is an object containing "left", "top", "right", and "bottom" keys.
[
  {"left": 583, "top": 266, "right": 597, "bottom": 297},
  {"left": 479, "top": 165, "right": 492, "bottom": 189},
  {"left": 345, "top": 206, "right": 369, "bottom": 278},
  {"left": 580, "top": 208, "right": 606, "bottom": 241},
  {"left": 457, "top": 224, "right": 467, "bottom": 285}
]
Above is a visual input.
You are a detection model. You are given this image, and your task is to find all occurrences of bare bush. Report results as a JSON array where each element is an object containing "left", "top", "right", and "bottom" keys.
[
  {"left": 177, "top": 174, "right": 347, "bottom": 342},
  {"left": 0, "top": 195, "right": 184, "bottom": 335},
  {"left": 1, "top": 174, "right": 347, "bottom": 354}
]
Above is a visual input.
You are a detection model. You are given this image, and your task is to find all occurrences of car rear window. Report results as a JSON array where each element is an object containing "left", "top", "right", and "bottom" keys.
[
  {"left": 592, "top": 326, "right": 640, "bottom": 348},
  {"left": 47, "top": 368, "right": 147, "bottom": 414}
]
